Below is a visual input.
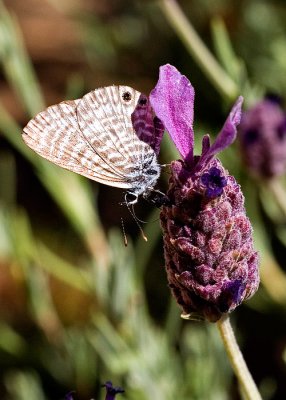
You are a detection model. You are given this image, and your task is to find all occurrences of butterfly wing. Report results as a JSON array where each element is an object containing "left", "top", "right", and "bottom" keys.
[
  {"left": 76, "top": 85, "right": 154, "bottom": 174},
  {"left": 131, "top": 93, "right": 165, "bottom": 155},
  {"left": 22, "top": 86, "right": 150, "bottom": 189}
]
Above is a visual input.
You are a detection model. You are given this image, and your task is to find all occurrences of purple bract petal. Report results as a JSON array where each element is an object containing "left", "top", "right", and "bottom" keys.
[
  {"left": 197, "top": 96, "right": 243, "bottom": 170},
  {"left": 131, "top": 93, "right": 164, "bottom": 155},
  {"left": 201, "top": 134, "right": 211, "bottom": 156},
  {"left": 102, "top": 381, "right": 124, "bottom": 400},
  {"left": 150, "top": 64, "right": 195, "bottom": 162}
]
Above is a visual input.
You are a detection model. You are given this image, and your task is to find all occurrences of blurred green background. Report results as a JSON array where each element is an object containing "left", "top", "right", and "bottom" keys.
[{"left": 1, "top": 0, "right": 286, "bottom": 399}]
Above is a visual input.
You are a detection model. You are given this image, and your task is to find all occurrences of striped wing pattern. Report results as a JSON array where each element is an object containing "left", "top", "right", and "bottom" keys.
[{"left": 22, "top": 86, "right": 157, "bottom": 189}]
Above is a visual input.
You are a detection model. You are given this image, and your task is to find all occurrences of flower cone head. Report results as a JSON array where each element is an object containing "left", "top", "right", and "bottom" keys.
[{"left": 161, "top": 158, "right": 259, "bottom": 322}]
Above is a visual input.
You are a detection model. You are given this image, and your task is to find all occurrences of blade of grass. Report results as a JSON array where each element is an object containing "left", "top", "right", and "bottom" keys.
[
  {"left": 0, "top": 100, "right": 109, "bottom": 266},
  {"left": 158, "top": 0, "right": 238, "bottom": 102},
  {"left": 0, "top": 1, "right": 45, "bottom": 116},
  {"left": 0, "top": 3, "right": 110, "bottom": 266}
]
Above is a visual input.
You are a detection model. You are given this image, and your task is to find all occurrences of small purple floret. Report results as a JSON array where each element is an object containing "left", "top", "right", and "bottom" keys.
[
  {"left": 64, "top": 382, "right": 124, "bottom": 400},
  {"left": 65, "top": 392, "right": 75, "bottom": 400},
  {"left": 218, "top": 279, "right": 245, "bottom": 313},
  {"left": 201, "top": 167, "right": 227, "bottom": 198},
  {"left": 102, "top": 381, "right": 124, "bottom": 400}
]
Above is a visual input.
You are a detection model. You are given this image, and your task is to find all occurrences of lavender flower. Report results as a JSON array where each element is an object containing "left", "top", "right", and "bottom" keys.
[
  {"left": 102, "top": 381, "right": 124, "bottom": 400},
  {"left": 65, "top": 392, "right": 76, "bottom": 400},
  {"left": 149, "top": 64, "right": 259, "bottom": 322},
  {"left": 65, "top": 382, "right": 124, "bottom": 400},
  {"left": 239, "top": 96, "right": 286, "bottom": 178}
]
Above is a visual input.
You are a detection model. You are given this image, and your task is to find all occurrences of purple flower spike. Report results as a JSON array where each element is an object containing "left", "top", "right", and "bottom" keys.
[
  {"left": 154, "top": 65, "right": 260, "bottom": 322},
  {"left": 150, "top": 64, "right": 195, "bottom": 163},
  {"left": 102, "top": 381, "right": 124, "bottom": 400},
  {"left": 238, "top": 97, "right": 286, "bottom": 177},
  {"left": 161, "top": 159, "right": 259, "bottom": 322}
]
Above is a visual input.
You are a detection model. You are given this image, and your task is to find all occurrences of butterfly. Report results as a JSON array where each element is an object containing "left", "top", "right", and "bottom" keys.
[{"left": 22, "top": 85, "right": 166, "bottom": 205}]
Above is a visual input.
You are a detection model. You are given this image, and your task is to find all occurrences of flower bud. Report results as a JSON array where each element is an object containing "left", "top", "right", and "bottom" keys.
[{"left": 239, "top": 97, "right": 286, "bottom": 178}]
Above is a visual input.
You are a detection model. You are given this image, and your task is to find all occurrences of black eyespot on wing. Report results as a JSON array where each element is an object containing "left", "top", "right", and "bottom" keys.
[{"left": 122, "top": 91, "right": 132, "bottom": 102}]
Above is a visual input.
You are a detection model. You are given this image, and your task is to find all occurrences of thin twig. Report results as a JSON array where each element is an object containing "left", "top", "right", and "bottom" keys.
[
  {"left": 266, "top": 178, "right": 286, "bottom": 217},
  {"left": 159, "top": 0, "right": 238, "bottom": 102}
]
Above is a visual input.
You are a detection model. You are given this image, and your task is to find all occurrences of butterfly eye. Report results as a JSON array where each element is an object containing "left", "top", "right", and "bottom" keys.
[
  {"left": 122, "top": 91, "right": 132, "bottom": 102},
  {"left": 139, "top": 97, "right": 147, "bottom": 106}
]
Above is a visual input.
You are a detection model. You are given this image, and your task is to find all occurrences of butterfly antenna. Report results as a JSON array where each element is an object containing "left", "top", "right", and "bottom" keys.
[
  {"left": 128, "top": 203, "right": 160, "bottom": 224},
  {"left": 125, "top": 202, "right": 148, "bottom": 242},
  {"left": 132, "top": 205, "right": 148, "bottom": 242},
  {"left": 161, "top": 163, "right": 171, "bottom": 175},
  {"left": 121, "top": 217, "right": 128, "bottom": 247},
  {"left": 130, "top": 203, "right": 148, "bottom": 224}
]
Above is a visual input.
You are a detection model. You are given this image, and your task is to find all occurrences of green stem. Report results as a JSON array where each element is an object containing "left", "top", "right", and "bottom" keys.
[
  {"left": 217, "top": 315, "right": 262, "bottom": 400},
  {"left": 266, "top": 178, "right": 286, "bottom": 217},
  {"left": 158, "top": 0, "right": 239, "bottom": 101}
]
